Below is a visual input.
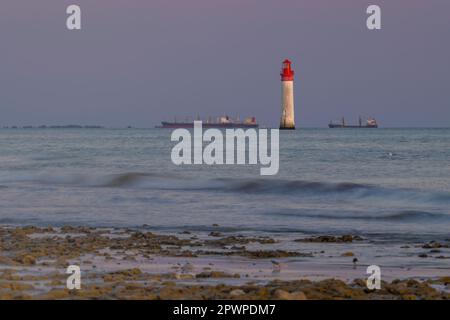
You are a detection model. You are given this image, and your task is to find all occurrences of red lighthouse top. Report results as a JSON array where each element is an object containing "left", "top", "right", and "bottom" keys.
[{"left": 280, "top": 59, "right": 294, "bottom": 81}]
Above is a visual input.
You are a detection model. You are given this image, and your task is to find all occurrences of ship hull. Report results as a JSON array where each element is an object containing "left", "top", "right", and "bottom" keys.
[
  {"left": 328, "top": 124, "right": 378, "bottom": 128},
  {"left": 157, "top": 122, "right": 259, "bottom": 129}
]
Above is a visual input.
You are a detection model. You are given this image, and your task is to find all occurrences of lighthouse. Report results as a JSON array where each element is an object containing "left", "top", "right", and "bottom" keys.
[{"left": 279, "top": 59, "right": 295, "bottom": 130}]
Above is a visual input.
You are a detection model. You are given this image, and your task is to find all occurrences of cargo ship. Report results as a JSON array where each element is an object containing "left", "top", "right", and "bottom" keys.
[
  {"left": 329, "top": 117, "right": 378, "bottom": 128},
  {"left": 157, "top": 116, "right": 259, "bottom": 129}
]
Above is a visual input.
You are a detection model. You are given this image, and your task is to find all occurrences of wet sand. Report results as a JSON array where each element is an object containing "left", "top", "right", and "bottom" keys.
[{"left": 0, "top": 225, "right": 449, "bottom": 300}]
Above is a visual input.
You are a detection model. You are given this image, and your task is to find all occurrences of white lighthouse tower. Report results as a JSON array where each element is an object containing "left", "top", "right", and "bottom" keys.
[{"left": 279, "top": 59, "right": 295, "bottom": 130}]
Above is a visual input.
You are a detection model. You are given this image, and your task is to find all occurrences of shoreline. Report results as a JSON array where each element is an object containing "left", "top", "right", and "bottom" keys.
[{"left": 0, "top": 225, "right": 449, "bottom": 300}]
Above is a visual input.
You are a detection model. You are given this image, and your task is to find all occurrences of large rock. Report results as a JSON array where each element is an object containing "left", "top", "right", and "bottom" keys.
[{"left": 274, "top": 289, "right": 307, "bottom": 300}]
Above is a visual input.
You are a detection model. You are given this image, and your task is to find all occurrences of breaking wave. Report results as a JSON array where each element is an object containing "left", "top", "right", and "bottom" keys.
[
  {"left": 202, "top": 178, "right": 450, "bottom": 205},
  {"left": 3, "top": 172, "right": 450, "bottom": 205},
  {"left": 100, "top": 172, "right": 158, "bottom": 187},
  {"left": 272, "top": 209, "right": 450, "bottom": 222},
  {"left": 211, "top": 178, "right": 374, "bottom": 194},
  {"left": 1, "top": 172, "right": 175, "bottom": 188}
]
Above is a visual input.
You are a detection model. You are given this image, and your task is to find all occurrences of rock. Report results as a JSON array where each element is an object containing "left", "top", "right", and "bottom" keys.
[
  {"left": 341, "top": 235, "right": 359, "bottom": 242},
  {"left": 195, "top": 271, "right": 240, "bottom": 279},
  {"left": 103, "top": 268, "right": 143, "bottom": 282},
  {"left": 274, "top": 289, "right": 290, "bottom": 300},
  {"left": 437, "top": 276, "right": 450, "bottom": 285},
  {"left": 295, "top": 235, "right": 363, "bottom": 243},
  {"left": 0, "top": 282, "right": 34, "bottom": 291},
  {"left": 274, "top": 289, "right": 307, "bottom": 300},
  {"left": 208, "top": 231, "right": 222, "bottom": 237},
  {"left": 0, "top": 256, "right": 18, "bottom": 265},
  {"left": 15, "top": 255, "right": 36, "bottom": 265},
  {"left": 290, "top": 291, "right": 307, "bottom": 300},
  {"left": 42, "top": 289, "right": 70, "bottom": 299},
  {"left": 175, "top": 273, "right": 195, "bottom": 280},
  {"left": 181, "top": 262, "right": 195, "bottom": 273},
  {"left": 243, "top": 250, "right": 311, "bottom": 259},
  {"left": 386, "top": 282, "right": 409, "bottom": 295},
  {"left": 353, "top": 279, "right": 366, "bottom": 287},
  {"left": 229, "top": 289, "right": 245, "bottom": 297},
  {"left": 341, "top": 252, "right": 355, "bottom": 257},
  {"left": 422, "top": 241, "right": 449, "bottom": 249}
]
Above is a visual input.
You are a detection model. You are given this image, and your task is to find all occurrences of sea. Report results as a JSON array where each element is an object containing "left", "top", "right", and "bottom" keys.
[{"left": 1, "top": 128, "right": 449, "bottom": 245}]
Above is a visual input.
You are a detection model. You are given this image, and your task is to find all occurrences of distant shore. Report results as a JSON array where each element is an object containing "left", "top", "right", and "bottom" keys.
[
  {"left": 0, "top": 225, "right": 448, "bottom": 300},
  {"left": 2, "top": 125, "right": 104, "bottom": 129},
  {"left": 2, "top": 126, "right": 450, "bottom": 129}
]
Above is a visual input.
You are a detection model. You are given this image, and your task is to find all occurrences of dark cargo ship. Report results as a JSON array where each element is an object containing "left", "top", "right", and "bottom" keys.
[
  {"left": 157, "top": 116, "right": 259, "bottom": 129},
  {"left": 329, "top": 117, "right": 378, "bottom": 128}
]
